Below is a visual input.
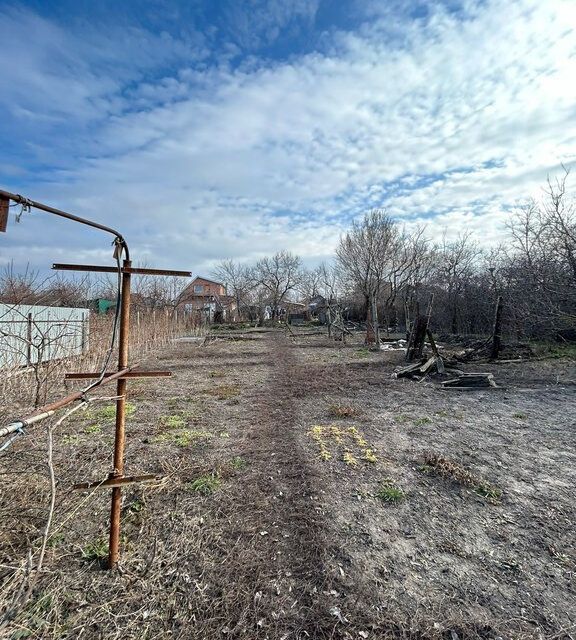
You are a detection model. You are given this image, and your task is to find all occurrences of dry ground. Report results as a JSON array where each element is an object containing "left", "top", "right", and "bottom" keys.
[{"left": 0, "top": 328, "right": 575, "bottom": 639}]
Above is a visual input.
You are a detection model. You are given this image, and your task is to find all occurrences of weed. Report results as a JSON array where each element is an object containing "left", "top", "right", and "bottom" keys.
[
  {"left": 530, "top": 341, "right": 576, "bottom": 359},
  {"left": 47, "top": 532, "right": 65, "bottom": 547},
  {"left": 395, "top": 414, "right": 411, "bottom": 423},
  {"left": 89, "top": 402, "right": 136, "bottom": 422},
  {"left": 420, "top": 452, "right": 502, "bottom": 501},
  {"left": 187, "top": 473, "right": 221, "bottom": 495},
  {"left": 81, "top": 539, "right": 108, "bottom": 562},
  {"left": 363, "top": 448, "right": 377, "bottom": 463},
  {"left": 343, "top": 451, "right": 358, "bottom": 466},
  {"left": 127, "top": 498, "right": 144, "bottom": 513},
  {"left": 356, "top": 348, "right": 370, "bottom": 358},
  {"left": 153, "top": 429, "right": 212, "bottom": 447},
  {"left": 230, "top": 456, "right": 248, "bottom": 470},
  {"left": 209, "top": 370, "right": 226, "bottom": 378},
  {"left": 328, "top": 403, "right": 357, "bottom": 418},
  {"left": 475, "top": 482, "right": 503, "bottom": 500},
  {"left": 512, "top": 412, "right": 527, "bottom": 420},
  {"left": 205, "top": 385, "right": 240, "bottom": 400},
  {"left": 219, "top": 431, "right": 230, "bottom": 438},
  {"left": 309, "top": 424, "right": 376, "bottom": 466},
  {"left": 376, "top": 479, "right": 404, "bottom": 503},
  {"left": 84, "top": 424, "right": 102, "bottom": 434},
  {"left": 414, "top": 417, "right": 432, "bottom": 426},
  {"left": 160, "top": 414, "right": 186, "bottom": 429}
]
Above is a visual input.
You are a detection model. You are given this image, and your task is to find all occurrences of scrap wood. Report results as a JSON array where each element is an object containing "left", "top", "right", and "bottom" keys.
[
  {"left": 426, "top": 329, "right": 445, "bottom": 373},
  {"left": 394, "top": 356, "right": 443, "bottom": 379},
  {"left": 441, "top": 372, "right": 499, "bottom": 389}
]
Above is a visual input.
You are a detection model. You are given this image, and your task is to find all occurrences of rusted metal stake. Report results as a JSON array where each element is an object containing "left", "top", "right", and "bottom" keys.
[{"left": 108, "top": 258, "right": 132, "bottom": 569}]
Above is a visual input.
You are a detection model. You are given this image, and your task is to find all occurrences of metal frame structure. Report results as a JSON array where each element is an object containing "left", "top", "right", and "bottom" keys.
[{"left": 0, "top": 188, "right": 191, "bottom": 568}]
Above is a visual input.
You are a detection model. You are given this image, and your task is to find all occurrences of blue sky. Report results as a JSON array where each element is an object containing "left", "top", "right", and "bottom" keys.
[{"left": 1, "top": 0, "right": 576, "bottom": 274}]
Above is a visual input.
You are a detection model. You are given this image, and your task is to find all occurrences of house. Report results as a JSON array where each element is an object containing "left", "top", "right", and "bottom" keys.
[{"left": 178, "top": 276, "right": 237, "bottom": 323}]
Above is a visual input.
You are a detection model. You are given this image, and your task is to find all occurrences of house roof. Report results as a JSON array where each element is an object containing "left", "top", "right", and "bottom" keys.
[{"left": 191, "top": 275, "right": 224, "bottom": 287}]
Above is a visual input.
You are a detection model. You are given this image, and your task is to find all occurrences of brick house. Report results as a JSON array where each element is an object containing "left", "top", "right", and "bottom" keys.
[{"left": 178, "top": 276, "right": 236, "bottom": 323}]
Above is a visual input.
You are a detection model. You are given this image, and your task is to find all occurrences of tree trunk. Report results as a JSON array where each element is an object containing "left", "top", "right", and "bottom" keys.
[
  {"left": 365, "top": 294, "right": 380, "bottom": 346},
  {"left": 490, "top": 296, "right": 504, "bottom": 360}
]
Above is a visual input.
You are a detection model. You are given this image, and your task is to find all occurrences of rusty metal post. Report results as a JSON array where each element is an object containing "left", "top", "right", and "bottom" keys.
[
  {"left": 26, "top": 313, "right": 33, "bottom": 366},
  {"left": 108, "top": 259, "right": 132, "bottom": 569}
]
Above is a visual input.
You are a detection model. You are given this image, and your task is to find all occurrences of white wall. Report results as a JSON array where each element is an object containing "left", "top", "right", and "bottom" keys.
[{"left": 0, "top": 303, "right": 89, "bottom": 368}]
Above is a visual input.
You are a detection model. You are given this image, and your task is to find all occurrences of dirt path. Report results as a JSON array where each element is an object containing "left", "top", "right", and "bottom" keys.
[{"left": 208, "top": 330, "right": 335, "bottom": 638}]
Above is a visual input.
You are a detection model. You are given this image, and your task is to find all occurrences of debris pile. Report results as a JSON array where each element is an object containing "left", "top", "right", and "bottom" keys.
[{"left": 441, "top": 372, "right": 499, "bottom": 389}]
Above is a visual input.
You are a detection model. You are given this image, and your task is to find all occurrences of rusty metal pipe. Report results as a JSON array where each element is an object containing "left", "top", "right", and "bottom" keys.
[
  {"left": 0, "top": 366, "right": 136, "bottom": 439},
  {"left": 0, "top": 189, "right": 129, "bottom": 260},
  {"left": 108, "top": 259, "right": 132, "bottom": 569}
]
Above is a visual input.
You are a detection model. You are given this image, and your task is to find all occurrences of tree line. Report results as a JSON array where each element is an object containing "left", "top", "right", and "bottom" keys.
[
  {"left": 215, "top": 171, "right": 576, "bottom": 342},
  {"left": 2, "top": 171, "right": 574, "bottom": 342}
]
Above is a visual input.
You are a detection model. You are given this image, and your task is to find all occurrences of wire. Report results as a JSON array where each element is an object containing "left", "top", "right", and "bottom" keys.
[{"left": 80, "top": 238, "right": 124, "bottom": 395}]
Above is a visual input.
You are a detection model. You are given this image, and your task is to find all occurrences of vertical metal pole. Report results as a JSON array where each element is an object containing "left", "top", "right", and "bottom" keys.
[
  {"left": 108, "top": 259, "right": 131, "bottom": 569},
  {"left": 26, "top": 313, "right": 33, "bottom": 367}
]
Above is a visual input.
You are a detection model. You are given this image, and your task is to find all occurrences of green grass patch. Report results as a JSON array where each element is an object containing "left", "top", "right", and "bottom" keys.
[
  {"left": 81, "top": 539, "right": 108, "bottom": 563},
  {"left": 88, "top": 402, "right": 136, "bottom": 422},
  {"left": 153, "top": 429, "right": 212, "bottom": 447},
  {"left": 186, "top": 473, "right": 221, "bottom": 495},
  {"left": 84, "top": 424, "right": 102, "bottom": 434},
  {"left": 376, "top": 479, "right": 405, "bottom": 503},
  {"left": 160, "top": 414, "right": 187, "bottom": 429},
  {"left": 230, "top": 456, "right": 248, "bottom": 470},
  {"left": 356, "top": 348, "right": 371, "bottom": 358},
  {"left": 530, "top": 340, "right": 576, "bottom": 359},
  {"left": 414, "top": 417, "right": 432, "bottom": 426}
]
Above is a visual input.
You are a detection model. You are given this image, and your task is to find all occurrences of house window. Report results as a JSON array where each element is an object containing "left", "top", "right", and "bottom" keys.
[{"left": 194, "top": 285, "right": 203, "bottom": 294}]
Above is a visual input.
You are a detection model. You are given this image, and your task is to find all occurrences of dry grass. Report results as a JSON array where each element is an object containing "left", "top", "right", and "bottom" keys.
[
  {"left": 420, "top": 451, "right": 503, "bottom": 500},
  {"left": 327, "top": 403, "right": 358, "bottom": 418}
]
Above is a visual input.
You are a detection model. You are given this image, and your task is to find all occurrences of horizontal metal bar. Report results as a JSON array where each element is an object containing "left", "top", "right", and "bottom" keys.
[
  {"left": 0, "top": 319, "right": 86, "bottom": 324},
  {"left": 65, "top": 370, "right": 171, "bottom": 380},
  {"left": 0, "top": 188, "right": 129, "bottom": 260},
  {"left": 52, "top": 263, "right": 192, "bottom": 277},
  {"left": 73, "top": 473, "right": 159, "bottom": 491}
]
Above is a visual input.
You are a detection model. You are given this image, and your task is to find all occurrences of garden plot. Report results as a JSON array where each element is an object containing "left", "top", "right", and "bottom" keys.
[{"left": 1, "top": 327, "right": 574, "bottom": 639}]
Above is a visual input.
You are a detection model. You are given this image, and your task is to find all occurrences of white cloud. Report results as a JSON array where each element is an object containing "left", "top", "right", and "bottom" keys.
[{"left": 1, "top": 0, "right": 576, "bottom": 275}]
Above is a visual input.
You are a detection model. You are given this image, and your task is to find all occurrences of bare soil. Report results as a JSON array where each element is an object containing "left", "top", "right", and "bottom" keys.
[{"left": 1, "top": 328, "right": 575, "bottom": 639}]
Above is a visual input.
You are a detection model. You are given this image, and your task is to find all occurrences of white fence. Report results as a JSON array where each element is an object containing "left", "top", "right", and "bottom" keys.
[{"left": 0, "top": 303, "right": 89, "bottom": 368}]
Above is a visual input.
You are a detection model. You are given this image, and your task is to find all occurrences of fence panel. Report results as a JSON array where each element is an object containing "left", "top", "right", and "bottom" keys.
[{"left": 0, "top": 303, "right": 89, "bottom": 368}]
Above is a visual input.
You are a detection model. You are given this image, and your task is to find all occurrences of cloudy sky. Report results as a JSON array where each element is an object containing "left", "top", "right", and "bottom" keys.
[{"left": 1, "top": 0, "right": 575, "bottom": 275}]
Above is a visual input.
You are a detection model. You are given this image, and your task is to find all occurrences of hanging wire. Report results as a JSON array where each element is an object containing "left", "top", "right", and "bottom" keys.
[{"left": 80, "top": 238, "right": 124, "bottom": 396}]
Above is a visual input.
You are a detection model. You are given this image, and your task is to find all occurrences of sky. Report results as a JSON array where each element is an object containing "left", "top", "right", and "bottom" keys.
[{"left": 1, "top": 0, "right": 576, "bottom": 276}]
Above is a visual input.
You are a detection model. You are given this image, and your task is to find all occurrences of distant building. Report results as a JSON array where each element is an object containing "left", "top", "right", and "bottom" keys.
[
  {"left": 87, "top": 298, "right": 116, "bottom": 315},
  {"left": 178, "top": 276, "right": 237, "bottom": 323}
]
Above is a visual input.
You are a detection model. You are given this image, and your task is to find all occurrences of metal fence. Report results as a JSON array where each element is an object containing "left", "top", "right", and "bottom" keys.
[{"left": 0, "top": 303, "right": 89, "bottom": 368}]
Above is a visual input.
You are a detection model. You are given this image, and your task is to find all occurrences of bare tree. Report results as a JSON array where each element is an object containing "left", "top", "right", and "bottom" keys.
[
  {"left": 433, "top": 231, "right": 482, "bottom": 334},
  {"left": 336, "top": 209, "right": 401, "bottom": 345},
  {"left": 213, "top": 259, "right": 253, "bottom": 321},
  {"left": 252, "top": 251, "right": 302, "bottom": 320}
]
